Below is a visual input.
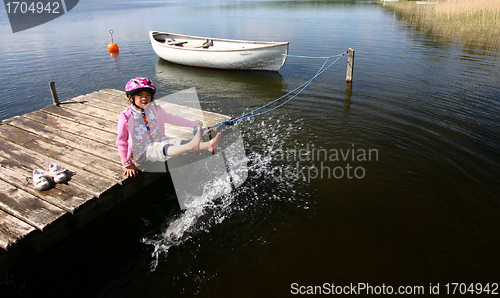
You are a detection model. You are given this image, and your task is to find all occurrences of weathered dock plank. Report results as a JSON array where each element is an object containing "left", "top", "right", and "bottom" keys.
[
  {"left": 0, "top": 155, "right": 92, "bottom": 213},
  {"left": 0, "top": 127, "right": 117, "bottom": 197},
  {"left": 0, "top": 210, "right": 36, "bottom": 251},
  {"left": 23, "top": 110, "right": 116, "bottom": 145},
  {"left": 0, "top": 139, "right": 116, "bottom": 197},
  {"left": 4, "top": 116, "right": 118, "bottom": 162},
  {"left": 42, "top": 104, "right": 118, "bottom": 135},
  {"left": 100, "top": 89, "right": 131, "bottom": 104},
  {"left": 0, "top": 88, "right": 231, "bottom": 273},
  {"left": 0, "top": 179, "right": 66, "bottom": 231},
  {"left": 78, "top": 92, "right": 129, "bottom": 114},
  {"left": 56, "top": 98, "right": 121, "bottom": 123},
  {"left": 0, "top": 125, "right": 122, "bottom": 183}
]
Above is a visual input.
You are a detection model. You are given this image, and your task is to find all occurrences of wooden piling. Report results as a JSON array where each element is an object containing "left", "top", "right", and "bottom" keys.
[
  {"left": 0, "top": 89, "right": 230, "bottom": 271},
  {"left": 49, "top": 81, "right": 60, "bottom": 106},
  {"left": 344, "top": 83, "right": 352, "bottom": 111},
  {"left": 346, "top": 48, "right": 355, "bottom": 83}
]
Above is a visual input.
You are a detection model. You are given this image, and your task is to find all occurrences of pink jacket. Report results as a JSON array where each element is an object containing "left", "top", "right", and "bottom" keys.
[{"left": 116, "top": 103, "right": 197, "bottom": 167}]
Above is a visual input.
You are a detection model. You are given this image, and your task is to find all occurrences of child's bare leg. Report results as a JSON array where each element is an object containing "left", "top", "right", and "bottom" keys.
[
  {"left": 200, "top": 132, "right": 222, "bottom": 153},
  {"left": 166, "top": 127, "right": 202, "bottom": 156},
  {"left": 187, "top": 126, "right": 202, "bottom": 152}
]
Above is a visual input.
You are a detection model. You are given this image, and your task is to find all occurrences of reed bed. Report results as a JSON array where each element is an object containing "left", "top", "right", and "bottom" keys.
[{"left": 386, "top": 0, "right": 500, "bottom": 48}]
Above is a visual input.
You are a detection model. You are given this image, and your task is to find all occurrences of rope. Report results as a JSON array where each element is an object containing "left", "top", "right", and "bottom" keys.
[
  {"left": 283, "top": 54, "right": 343, "bottom": 59},
  {"left": 204, "top": 50, "right": 348, "bottom": 131}
]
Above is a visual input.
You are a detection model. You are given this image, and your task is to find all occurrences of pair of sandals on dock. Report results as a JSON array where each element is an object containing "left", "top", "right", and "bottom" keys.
[{"left": 32, "top": 163, "right": 69, "bottom": 191}]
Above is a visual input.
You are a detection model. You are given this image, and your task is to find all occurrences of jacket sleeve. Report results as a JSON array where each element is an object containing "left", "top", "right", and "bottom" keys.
[
  {"left": 155, "top": 105, "right": 198, "bottom": 127},
  {"left": 116, "top": 111, "right": 133, "bottom": 167}
]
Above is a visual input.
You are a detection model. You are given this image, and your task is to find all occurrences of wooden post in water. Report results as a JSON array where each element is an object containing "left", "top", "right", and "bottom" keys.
[
  {"left": 345, "top": 48, "right": 355, "bottom": 103},
  {"left": 49, "top": 81, "right": 60, "bottom": 106},
  {"left": 346, "top": 48, "right": 355, "bottom": 83}
]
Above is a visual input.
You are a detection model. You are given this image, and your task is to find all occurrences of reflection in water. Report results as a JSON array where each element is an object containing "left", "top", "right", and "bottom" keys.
[
  {"left": 155, "top": 58, "right": 287, "bottom": 115},
  {"left": 109, "top": 52, "right": 119, "bottom": 60},
  {"left": 343, "top": 82, "right": 352, "bottom": 122},
  {"left": 155, "top": 58, "right": 286, "bottom": 94},
  {"left": 344, "top": 82, "right": 352, "bottom": 110}
]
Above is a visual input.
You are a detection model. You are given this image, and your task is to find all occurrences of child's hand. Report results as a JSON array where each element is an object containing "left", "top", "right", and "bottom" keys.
[
  {"left": 123, "top": 163, "right": 138, "bottom": 177},
  {"left": 195, "top": 120, "right": 203, "bottom": 128}
]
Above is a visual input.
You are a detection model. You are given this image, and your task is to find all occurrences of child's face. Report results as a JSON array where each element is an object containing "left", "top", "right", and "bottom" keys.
[{"left": 131, "top": 91, "right": 152, "bottom": 109}]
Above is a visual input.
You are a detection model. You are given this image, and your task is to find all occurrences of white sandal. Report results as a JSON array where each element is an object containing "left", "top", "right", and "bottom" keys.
[
  {"left": 32, "top": 169, "right": 51, "bottom": 191},
  {"left": 49, "top": 163, "right": 68, "bottom": 183}
]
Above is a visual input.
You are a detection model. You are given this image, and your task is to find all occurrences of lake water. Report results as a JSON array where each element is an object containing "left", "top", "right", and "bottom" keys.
[{"left": 1, "top": 0, "right": 500, "bottom": 297}]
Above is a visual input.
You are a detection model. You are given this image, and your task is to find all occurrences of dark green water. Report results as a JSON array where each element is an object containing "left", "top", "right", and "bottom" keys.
[{"left": 1, "top": 0, "right": 499, "bottom": 297}]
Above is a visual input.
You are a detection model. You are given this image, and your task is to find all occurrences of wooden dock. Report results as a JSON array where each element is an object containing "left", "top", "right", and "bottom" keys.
[{"left": 0, "top": 89, "right": 229, "bottom": 270}]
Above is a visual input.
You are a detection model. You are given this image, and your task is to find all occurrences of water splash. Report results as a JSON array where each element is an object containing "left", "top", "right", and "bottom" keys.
[{"left": 141, "top": 117, "right": 309, "bottom": 271}]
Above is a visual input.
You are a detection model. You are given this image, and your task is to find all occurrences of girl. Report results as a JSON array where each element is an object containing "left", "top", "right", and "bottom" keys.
[{"left": 116, "top": 77, "right": 221, "bottom": 177}]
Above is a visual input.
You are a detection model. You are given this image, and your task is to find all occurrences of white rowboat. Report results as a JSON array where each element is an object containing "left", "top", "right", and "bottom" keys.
[{"left": 149, "top": 31, "right": 289, "bottom": 71}]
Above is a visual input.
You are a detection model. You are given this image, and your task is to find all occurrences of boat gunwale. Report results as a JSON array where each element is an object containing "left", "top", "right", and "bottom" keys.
[{"left": 150, "top": 31, "right": 289, "bottom": 53}]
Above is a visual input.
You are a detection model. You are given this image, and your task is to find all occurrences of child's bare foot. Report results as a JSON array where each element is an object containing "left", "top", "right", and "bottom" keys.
[
  {"left": 187, "top": 127, "right": 202, "bottom": 152},
  {"left": 207, "top": 132, "right": 222, "bottom": 153}
]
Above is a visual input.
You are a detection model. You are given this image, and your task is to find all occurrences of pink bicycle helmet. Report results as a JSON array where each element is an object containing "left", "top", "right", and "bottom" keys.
[{"left": 125, "top": 77, "right": 156, "bottom": 96}]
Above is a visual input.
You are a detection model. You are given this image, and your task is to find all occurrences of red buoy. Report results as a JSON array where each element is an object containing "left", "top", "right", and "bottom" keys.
[
  {"left": 108, "top": 43, "right": 119, "bottom": 53},
  {"left": 108, "top": 30, "right": 119, "bottom": 53}
]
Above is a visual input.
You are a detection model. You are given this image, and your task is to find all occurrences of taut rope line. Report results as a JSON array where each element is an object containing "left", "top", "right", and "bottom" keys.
[{"left": 203, "top": 50, "right": 348, "bottom": 132}]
